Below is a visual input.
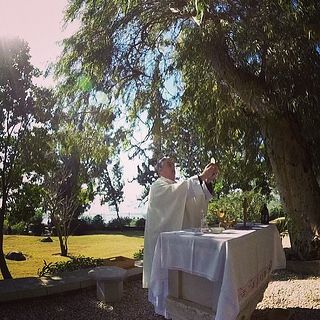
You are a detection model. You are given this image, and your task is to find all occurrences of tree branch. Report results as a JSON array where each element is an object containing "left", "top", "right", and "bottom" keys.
[{"left": 204, "top": 31, "right": 274, "bottom": 116}]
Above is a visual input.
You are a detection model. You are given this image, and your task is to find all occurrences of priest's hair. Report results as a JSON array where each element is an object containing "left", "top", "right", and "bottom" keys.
[{"left": 155, "top": 157, "right": 171, "bottom": 174}]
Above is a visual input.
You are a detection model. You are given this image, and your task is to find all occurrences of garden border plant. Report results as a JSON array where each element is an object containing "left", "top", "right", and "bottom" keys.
[{"left": 37, "top": 255, "right": 104, "bottom": 277}]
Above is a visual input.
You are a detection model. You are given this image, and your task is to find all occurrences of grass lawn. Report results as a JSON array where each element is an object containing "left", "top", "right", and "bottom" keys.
[{"left": 2, "top": 231, "right": 144, "bottom": 280}]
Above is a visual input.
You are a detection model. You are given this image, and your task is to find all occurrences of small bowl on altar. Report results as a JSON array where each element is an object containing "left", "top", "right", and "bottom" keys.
[{"left": 209, "top": 227, "right": 225, "bottom": 234}]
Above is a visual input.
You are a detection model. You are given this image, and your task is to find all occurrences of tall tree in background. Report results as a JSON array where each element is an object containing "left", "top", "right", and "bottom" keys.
[
  {"left": 59, "top": 1, "right": 320, "bottom": 260},
  {"left": 99, "top": 158, "right": 124, "bottom": 222},
  {"left": 54, "top": 21, "right": 129, "bottom": 217},
  {"left": 43, "top": 167, "right": 79, "bottom": 257},
  {"left": 0, "top": 38, "right": 55, "bottom": 279}
]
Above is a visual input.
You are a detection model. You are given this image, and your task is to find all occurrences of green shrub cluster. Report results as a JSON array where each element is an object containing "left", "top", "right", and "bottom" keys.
[
  {"left": 132, "top": 217, "right": 146, "bottom": 228},
  {"left": 206, "top": 190, "right": 286, "bottom": 227},
  {"left": 133, "top": 247, "right": 144, "bottom": 260},
  {"left": 37, "top": 255, "right": 104, "bottom": 277},
  {"left": 11, "top": 222, "right": 27, "bottom": 235},
  {"left": 207, "top": 191, "right": 265, "bottom": 225},
  {"left": 107, "top": 216, "right": 132, "bottom": 228}
]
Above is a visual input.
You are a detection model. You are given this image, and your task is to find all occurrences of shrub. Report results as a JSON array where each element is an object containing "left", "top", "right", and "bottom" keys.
[
  {"left": 107, "top": 216, "right": 132, "bottom": 228},
  {"left": 11, "top": 222, "right": 27, "bottom": 235},
  {"left": 135, "top": 217, "right": 146, "bottom": 228},
  {"left": 28, "top": 222, "right": 45, "bottom": 236},
  {"left": 92, "top": 214, "right": 106, "bottom": 229},
  {"left": 133, "top": 247, "right": 144, "bottom": 260},
  {"left": 37, "top": 255, "right": 104, "bottom": 277},
  {"left": 269, "top": 203, "right": 284, "bottom": 220},
  {"left": 71, "top": 218, "right": 95, "bottom": 235},
  {"left": 207, "top": 190, "right": 266, "bottom": 226}
]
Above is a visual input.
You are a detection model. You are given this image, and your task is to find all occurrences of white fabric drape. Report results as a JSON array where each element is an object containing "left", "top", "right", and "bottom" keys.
[
  {"left": 143, "top": 175, "right": 212, "bottom": 288},
  {"left": 148, "top": 225, "right": 286, "bottom": 319}
]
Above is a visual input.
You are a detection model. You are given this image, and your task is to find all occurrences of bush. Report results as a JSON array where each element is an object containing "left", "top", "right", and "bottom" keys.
[
  {"left": 133, "top": 247, "right": 144, "bottom": 260},
  {"left": 207, "top": 190, "right": 266, "bottom": 226},
  {"left": 107, "top": 216, "right": 132, "bottom": 229},
  {"left": 37, "top": 255, "right": 104, "bottom": 277},
  {"left": 135, "top": 217, "right": 146, "bottom": 228},
  {"left": 269, "top": 204, "right": 284, "bottom": 220},
  {"left": 70, "top": 218, "right": 95, "bottom": 235},
  {"left": 11, "top": 222, "right": 27, "bottom": 235},
  {"left": 92, "top": 214, "right": 106, "bottom": 229},
  {"left": 28, "top": 211, "right": 45, "bottom": 235},
  {"left": 28, "top": 222, "right": 45, "bottom": 236}
]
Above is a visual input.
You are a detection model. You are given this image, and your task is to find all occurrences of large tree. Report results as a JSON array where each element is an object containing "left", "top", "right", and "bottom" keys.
[
  {"left": 58, "top": 1, "right": 320, "bottom": 260},
  {"left": 43, "top": 167, "right": 79, "bottom": 257},
  {"left": 0, "top": 38, "right": 55, "bottom": 278},
  {"left": 99, "top": 158, "right": 124, "bottom": 222}
]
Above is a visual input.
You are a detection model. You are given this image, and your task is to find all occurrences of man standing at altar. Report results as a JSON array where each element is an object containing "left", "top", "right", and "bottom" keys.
[{"left": 143, "top": 157, "right": 218, "bottom": 288}]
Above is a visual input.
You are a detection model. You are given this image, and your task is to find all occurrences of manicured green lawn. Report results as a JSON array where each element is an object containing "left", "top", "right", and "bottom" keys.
[{"left": 2, "top": 231, "right": 144, "bottom": 279}]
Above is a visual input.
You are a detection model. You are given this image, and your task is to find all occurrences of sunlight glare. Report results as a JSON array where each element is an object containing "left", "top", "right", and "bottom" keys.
[{"left": 0, "top": 0, "right": 73, "bottom": 69}]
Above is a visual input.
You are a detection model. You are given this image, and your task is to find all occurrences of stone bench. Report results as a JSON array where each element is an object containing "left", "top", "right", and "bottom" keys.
[{"left": 88, "top": 266, "right": 127, "bottom": 303}]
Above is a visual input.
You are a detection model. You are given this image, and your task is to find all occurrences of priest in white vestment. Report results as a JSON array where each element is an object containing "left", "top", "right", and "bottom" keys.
[{"left": 143, "top": 157, "right": 218, "bottom": 288}]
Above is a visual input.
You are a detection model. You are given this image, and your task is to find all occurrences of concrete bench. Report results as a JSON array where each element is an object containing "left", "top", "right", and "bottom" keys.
[{"left": 88, "top": 266, "right": 127, "bottom": 303}]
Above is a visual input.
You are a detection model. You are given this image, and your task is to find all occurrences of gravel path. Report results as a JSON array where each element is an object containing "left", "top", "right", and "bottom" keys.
[
  {"left": 0, "top": 271, "right": 319, "bottom": 320},
  {"left": 252, "top": 270, "right": 320, "bottom": 320}
]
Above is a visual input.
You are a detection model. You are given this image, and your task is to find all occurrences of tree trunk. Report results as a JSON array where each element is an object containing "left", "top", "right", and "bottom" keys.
[
  {"left": 0, "top": 249, "right": 12, "bottom": 279},
  {"left": 58, "top": 233, "right": 68, "bottom": 257},
  {"left": 0, "top": 202, "right": 12, "bottom": 279},
  {"left": 262, "top": 116, "right": 320, "bottom": 260}
]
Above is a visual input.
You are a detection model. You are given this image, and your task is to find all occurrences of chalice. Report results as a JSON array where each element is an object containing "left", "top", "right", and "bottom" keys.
[{"left": 217, "top": 210, "right": 225, "bottom": 228}]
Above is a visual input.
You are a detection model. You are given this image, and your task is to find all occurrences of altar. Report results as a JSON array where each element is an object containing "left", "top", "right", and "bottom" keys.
[{"left": 148, "top": 224, "right": 286, "bottom": 320}]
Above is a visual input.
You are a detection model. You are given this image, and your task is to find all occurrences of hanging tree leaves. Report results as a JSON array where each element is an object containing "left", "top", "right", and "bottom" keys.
[{"left": 58, "top": 0, "right": 320, "bottom": 260}]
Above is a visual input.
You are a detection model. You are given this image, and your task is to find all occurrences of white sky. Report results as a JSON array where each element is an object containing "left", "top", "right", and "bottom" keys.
[
  {"left": 0, "top": 0, "right": 146, "bottom": 220},
  {"left": 0, "top": 0, "right": 69, "bottom": 70}
]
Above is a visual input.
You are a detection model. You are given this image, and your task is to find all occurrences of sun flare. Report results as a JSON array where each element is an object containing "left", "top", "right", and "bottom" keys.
[{"left": 0, "top": 0, "right": 72, "bottom": 69}]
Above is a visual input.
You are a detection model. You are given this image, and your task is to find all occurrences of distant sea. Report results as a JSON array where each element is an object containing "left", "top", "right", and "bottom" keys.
[{"left": 85, "top": 211, "right": 146, "bottom": 223}]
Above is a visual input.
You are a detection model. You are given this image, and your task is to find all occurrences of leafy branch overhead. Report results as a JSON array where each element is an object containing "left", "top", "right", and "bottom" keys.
[{"left": 58, "top": 0, "right": 320, "bottom": 260}]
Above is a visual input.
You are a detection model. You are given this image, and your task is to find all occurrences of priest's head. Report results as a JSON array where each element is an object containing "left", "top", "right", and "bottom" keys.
[{"left": 156, "top": 157, "right": 176, "bottom": 181}]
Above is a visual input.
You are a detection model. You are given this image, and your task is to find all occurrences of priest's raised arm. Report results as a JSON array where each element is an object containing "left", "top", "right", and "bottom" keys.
[{"left": 143, "top": 157, "right": 218, "bottom": 288}]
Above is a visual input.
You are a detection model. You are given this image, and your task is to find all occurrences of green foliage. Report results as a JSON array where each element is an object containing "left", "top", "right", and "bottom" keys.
[
  {"left": 107, "top": 216, "right": 132, "bottom": 228},
  {"left": 29, "top": 210, "right": 44, "bottom": 225},
  {"left": 99, "top": 158, "right": 124, "bottom": 219},
  {"left": 269, "top": 200, "right": 284, "bottom": 220},
  {"left": 134, "top": 217, "right": 146, "bottom": 228},
  {"left": 0, "top": 38, "right": 57, "bottom": 278},
  {"left": 56, "top": 0, "right": 276, "bottom": 197},
  {"left": 8, "top": 185, "right": 44, "bottom": 226},
  {"left": 37, "top": 255, "right": 104, "bottom": 277},
  {"left": 91, "top": 214, "right": 106, "bottom": 229},
  {"left": 207, "top": 190, "right": 266, "bottom": 226},
  {"left": 27, "top": 210, "right": 45, "bottom": 236},
  {"left": 70, "top": 217, "right": 95, "bottom": 235},
  {"left": 42, "top": 166, "right": 82, "bottom": 256},
  {"left": 11, "top": 222, "right": 27, "bottom": 235},
  {"left": 133, "top": 247, "right": 144, "bottom": 260},
  {"left": 58, "top": 1, "right": 320, "bottom": 258}
]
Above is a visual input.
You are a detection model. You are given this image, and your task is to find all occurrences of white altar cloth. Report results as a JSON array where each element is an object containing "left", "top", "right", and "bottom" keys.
[{"left": 148, "top": 224, "right": 286, "bottom": 320}]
